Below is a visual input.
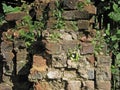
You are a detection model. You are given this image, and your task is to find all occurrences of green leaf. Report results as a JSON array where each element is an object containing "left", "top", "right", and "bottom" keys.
[
  {"left": 111, "top": 35, "right": 117, "bottom": 41},
  {"left": 116, "top": 53, "right": 120, "bottom": 60}
]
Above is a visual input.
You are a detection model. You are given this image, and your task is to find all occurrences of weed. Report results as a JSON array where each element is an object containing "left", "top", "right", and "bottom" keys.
[
  {"left": 77, "top": 2, "right": 85, "bottom": 11},
  {"left": 67, "top": 46, "right": 81, "bottom": 62},
  {"left": 52, "top": 0, "right": 65, "bottom": 29},
  {"left": 2, "top": 3, "right": 21, "bottom": 14},
  {"left": 49, "top": 32, "right": 61, "bottom": 42},
  {"left": 92, "top": 31, "right": 105, "bottom": 55}
]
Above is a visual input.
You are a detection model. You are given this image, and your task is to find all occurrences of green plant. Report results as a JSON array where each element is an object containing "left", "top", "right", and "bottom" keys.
[
  {"left": 2, "top": 3, "right": 21, "bottom": 14},
  {"left": 71, "top": 21, "right": 79, "bottom": 31},
  {"left": 92, "top": 31, "right": 105, "bottom": 55},
  {"left": 67, "top": 46, "right": 81, "bottom": 62},
  {"left": 0, "top": 13, "right": 6, "bottom": 26},
  {"left": 77, "top": 2, "right": 85, "bottom": 11},
  {"left": 49, "top": 32, "right": 61, "bottom": 42},
  {"left": 53, "top": 0, "right": 65, "bottom": 29}
]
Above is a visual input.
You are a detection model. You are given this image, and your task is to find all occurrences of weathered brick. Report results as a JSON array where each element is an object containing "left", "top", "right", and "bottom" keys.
[
  {"left": 63, "top": 0, "right": 79, "bottom": 10},
  {"left": 77, "top": 20, "right": 90, "bottom": 30},
  {"left": 86, "top": 55, "right": 95, "bottom": 64},
  {"left": 52, "top": 53, "right": 67, "bottom": 68},
  {"left": 34, "top": 82, "right": 52, "bottom": 90},
  {"left": 47, "top": 69, "right": 62, "bottom": 79},
  {"left": 0, "top": 83, "right": 12, "bottom": 90},
  {"left": 67, "top": 80, "right": 81, "bottom": 90},
  {"left": 5, "top": 12, "right": 26, "bottom": 21},
  {"left": 67, "top": 60, "right": 79, "bottom": 69},
  {"left": 84, "top": 4, "right": 96, "bottom": 15},
  {"left": 63, "top": 71, "right": 77, "bottom": 80},
  {"left": 32, "top": 55, "right": 48, "bottom": 72},
  {"left": 81, "top": 42, "right": 94, "bottom": 54},
  {"left": 62, "top": 10, "right": 90, "bottom": 20},
  {"left": 96, "top": 66, "right": 111, "bottom": 81},
  {"left": 96, "top": 81, "right": 111, "bottom": 90},
  {"left": 45, "top": 41, "right": 62, "bottom": 54},
  {"left": 1, "top": 41, "right": 13, "bottom": 52},
  {"left": 97, "top": 55, "right": 111, "bottom": 66},
  {"left": 2, "top": 52, "right": 14, "bottom": 61},
  {"left": 85, "top": 81, "right": 94, "bottom": 90},
  {"left": 62, "top": 40, "right": 79, "bottom": 52}
]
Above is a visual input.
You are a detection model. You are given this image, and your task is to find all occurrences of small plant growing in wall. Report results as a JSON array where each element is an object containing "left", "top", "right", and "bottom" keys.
[
  {"left": 52, "top": 0, "right": 65, "bottom": 29},
  {"left": 67, "top": 46, "right": 81, "bottom": 62}
]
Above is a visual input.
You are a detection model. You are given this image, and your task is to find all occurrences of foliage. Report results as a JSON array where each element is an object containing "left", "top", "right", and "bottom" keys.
[
  {"left": 49, "top": 32, "right": 61, "bottom": 42},
  {"left": 92, "top": 31, "right": 105, "bottom": 55},
  {"left": 67, "top": 46, "right": 81, "bottom": 62},
  {"left": 53, "top": 0, "right": 65, "bottom": 29},
  {"left": 0, "top": 14, "right": 6, "bottom": 26},
  {"left": 2, "top": 3, "right": 21, "bottom": 14},
  {"left": 77, "top": 2, "right": 85, "bottom": 11}
]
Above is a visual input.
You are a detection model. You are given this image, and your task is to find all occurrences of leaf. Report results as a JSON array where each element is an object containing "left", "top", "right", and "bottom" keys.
[
  {"left": 116, "top": 53, "right": 120, "bottom": 60},
  {"left": 111, "top": 35, "right": 117, "bottom": 41}
]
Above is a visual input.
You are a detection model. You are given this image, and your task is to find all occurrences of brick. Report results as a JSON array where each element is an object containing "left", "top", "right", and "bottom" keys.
[
  {"left": 34, "top": 82, "right": 51, "bottom": 90},
  {"left": 86, "top": 55, "right": 95, "bottom": 64},
  {"left": 1, "top": 41, "right": 13, "bottom": 52},
  {"left": 0, "top": 83, "right": 12, "bottom": 90},
  {"left": 67, "top": 80, "right": 81, "bottom": 90},
  {"left": 32, "top": 55, "right": 47, "bottom": 72},
  {"left": 67, "top": 60, "right": 78, "bottom": 69},
  {"left": 63, "top": 71, "right": 77, "bottom": 80},
  {"left": 47, "top": 69, "right": 62, "bottom": 79},
  {"left": 45, "top": 41, "right": 62, "bottom": 54},
  {"left": 96, "top": 66, "right": 111, "bottom": 81},
  {"left": 52, "top": 53, "right": 67, "bottom": 68},
  {"left": 96, "top": 81, "right": 111, "bottom": 90},
  {"left": 62, "top": 10, "right": 90, "bottom": 20},
  {"left": 84, "top": 4, "right": 96, "bottom": 14},
  {"left": 5, "top": 12, "right": 26, "bottom": 21},
  {"left": 85, "top": 81, "right": 94, "bottom": 90},
  {"left": 62, "top": 40, "right": 79, "bottom": 52},
  {"left": 77, "top": 20, "right": 90, "bottom": 30},
  {"left": 97, "top": 55, "right": 111, "bottom": 66},
  {"left": 81, "top": 42, "right": 94, "bottom": 54},
  {"left": 2, "top": 52, "right": 14, "bottom": 61},
  {"left": 63, "top": 0, "right": 79, "bottom": 10}
]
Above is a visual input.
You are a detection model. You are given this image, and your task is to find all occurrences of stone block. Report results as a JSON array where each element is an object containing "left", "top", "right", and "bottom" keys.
[
  {"left": 77, "top": 20, "right": 90, "bottom": 30},
  {"left": 47, "top": 69, "right": 62, "bottom": 79},
  {"left": 86, "top": 55, "right": 95, "bottom": 65},
  {"left": 32, "top": 55, "right": 47, "bottom": 72},
  {"left": 0, "top": 83, "right": 12, "bottom": 90},
  {"left": 1, "top": 41, "right": 13, "bottom": 52},
  {"left": 97, "top": 55, "right": 111, "bottom": 66},
  {"left": 61, "top": 33, "right": 73, "bottom": 40},
  {"left": 96, "top": 81, "right": 111, "bottom": 90},
  {"left": 63, "top": 0, "right": 79, "bottom": 10},
  {"left": 78, "top": 69, "right": 88, "bottom": 79},
  {"left": 47, "top": 19, "right": 57, "bottom": 29},
  {"left": 14, "top": 40, "right": 26, "bottom": 49},
  {"left": 62, "top": 40, "right": 79, "bottom": 52},
  {"left": 28, "top": 71, "right": 46, "bottom": 82},
  {"left": 63, "top": 71, "right": 77, "bottom": 80},
  {"left": 87, "top": 68, "right": 94, "bottom": 80},
  {"left": 62, "top": 10, "right": 90, "bottom": 20},
  {"left": 2, "top": 52, "right": 14, "bottom": 61},
  {"left": 65, "top": 21, "right": 79, "bottom": 31},
  {"left": 84, "top": 4, "right": 96, "bottom": 15},
  {"left": 81, "top": 42, "right": 94, "bottom": 55},
  {"left": 67, "top": 60, "right": 78, "bottom": 69},
  {"left": 85, "top": 81, "right": 94, "bottom": 90},
  {"left": 96, "top": 66, "right": 111, "bottom": 81},
  {"left": 45, "top": 41, "right": 62, "bottom": 54},
  {"left": 67, "top": 80, "right": 81, "bottom": 90},
  {"left": 5, "top": 12, "right": 26, "bottom": 21},
  {"left": 52, "top": 52, "right": 67, "bottom": 68},
  {"left": 34, "top": 82, "right": 52, "bottom": 90},
  {"left": 49, "top": 1, "right": 56, "bottom": 10}
]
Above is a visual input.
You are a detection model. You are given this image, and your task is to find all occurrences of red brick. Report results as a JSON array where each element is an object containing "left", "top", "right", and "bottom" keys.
[{"left": 86, "top": 55, "right": 95, "bottom": 64}]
